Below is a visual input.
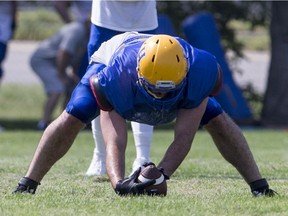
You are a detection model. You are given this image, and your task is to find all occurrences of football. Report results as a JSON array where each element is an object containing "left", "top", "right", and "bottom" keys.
[{"left": 137, "top": 164, "right": 167, "bottom": 196}]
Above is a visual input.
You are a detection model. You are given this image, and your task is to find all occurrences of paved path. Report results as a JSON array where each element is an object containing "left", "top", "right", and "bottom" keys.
[
  {"left": 2, "top": 41, "right": 40, "bottom": 85},
  {"left": 2, "top": 40, "right": 270, "bottom": 94}
]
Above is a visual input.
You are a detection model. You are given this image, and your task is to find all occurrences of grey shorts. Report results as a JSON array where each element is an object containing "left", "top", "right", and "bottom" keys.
[{"left": 30, "top": 51, "right": 65, "bottom": 94}]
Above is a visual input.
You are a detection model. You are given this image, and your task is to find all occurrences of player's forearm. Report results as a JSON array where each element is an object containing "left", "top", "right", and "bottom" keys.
[
  {"left": 106, "top": 141, "right": 126, "bottom": 188},
  {"left": 158, "top": 138, "right": 193, "bottom": 177},
  {"left": 100, "top": 111, "right": 128, "bottom": 188},
  {"left": 158, "top": 102, "right": 207, "bottom": 177}
]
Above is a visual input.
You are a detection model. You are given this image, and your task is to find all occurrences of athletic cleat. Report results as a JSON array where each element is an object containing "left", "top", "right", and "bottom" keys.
[
  {"left": 252, "top": 188, "right": 278, "bottom": 197},
  {"left": 0, "top": 125, "right": 5, "bottom": 132},
  {"left": 13, "top": 177, "right": 39, "bottom": 194},
  {"left": 85, "top": 153, "right": 106, "bottom": 176},
  {"left": 250, "top": 178, "right": 278, "bottom": 197}
]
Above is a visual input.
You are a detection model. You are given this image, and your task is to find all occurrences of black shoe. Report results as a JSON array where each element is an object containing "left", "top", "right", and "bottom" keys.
[
  {"left": 37, "top": 121, "right": 48, "bottom": 131},
  {"left": 252, "top": 188, "right": 278, "bottom": 197},
  {"left": 250, "top": 178, "right": 278, "bottom": 197},
  {"left": 13, "top": 177, "right": 39, "bottom": 194}
]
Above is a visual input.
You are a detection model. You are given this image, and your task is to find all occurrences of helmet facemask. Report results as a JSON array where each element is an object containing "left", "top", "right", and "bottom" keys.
[{"left": 138, "top": 77, "right": 185, "bottom": 99}]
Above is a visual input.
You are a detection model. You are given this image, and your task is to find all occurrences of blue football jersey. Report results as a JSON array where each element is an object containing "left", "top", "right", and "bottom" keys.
[{"left": 89, "top": 34, "right": 218, "bottom": 125}]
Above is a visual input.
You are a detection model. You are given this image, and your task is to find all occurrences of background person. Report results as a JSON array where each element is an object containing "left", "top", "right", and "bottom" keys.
[
  {"left": 0, "top": 1, "right": 17, "bottom": 132},
  {"left": 53, "top": 0, "right": 92, "bottom": 79},
  {"left": 30, "top": 19, "right": 90, "bottom": 130},
  {"left": 53, "top": 0, "right": 92, "bottom": 24}
]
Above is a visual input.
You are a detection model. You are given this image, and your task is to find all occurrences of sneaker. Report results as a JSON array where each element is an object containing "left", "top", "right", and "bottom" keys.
[
  {"left": 252, "top": 188, "right": 278, "bottom": 197},
  {"left": 131, "top": 157, "right": 150, "bottom": 174},
  {"left": 37, "top": 121, "right": 48, "bottom": 131},
  {"left": 85, "top": 153, "right": 106, "bottom": 176},
  {"left": 0, "top": 125, "right": 5, "bottom": 132}
]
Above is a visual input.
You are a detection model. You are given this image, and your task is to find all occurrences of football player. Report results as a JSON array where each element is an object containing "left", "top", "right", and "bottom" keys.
[{"left": 13, "top": 32, "right": 276, "bottom": 197}]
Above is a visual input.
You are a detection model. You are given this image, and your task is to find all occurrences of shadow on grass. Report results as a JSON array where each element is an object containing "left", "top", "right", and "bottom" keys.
[
  {"left": 0, "top": 118, "right": 93, "bottom": 131},
  {"left": 0, "top": 118, "right": 176, "bottom": 131},
  {"left": 1, "top": 118, "right": 265, "bottom": 132},
  {"left": 0, "top": 118, "right": 39, "bottom": 130}
]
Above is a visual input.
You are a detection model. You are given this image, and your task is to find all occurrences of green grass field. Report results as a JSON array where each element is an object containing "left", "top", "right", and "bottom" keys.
[{"left": 1, "top": 85, "right": 288, "bottom": 216}]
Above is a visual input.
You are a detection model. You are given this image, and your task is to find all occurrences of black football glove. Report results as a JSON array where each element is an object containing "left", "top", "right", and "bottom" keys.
[
  {"left": 13, "top": 177, "right": 40, "bottom": 194},
  {"left": 249, "top": 178, "right": 278, "bottom": 197},
  {"left": 115, "top": 167, "right": 156, "bottom": 196}
]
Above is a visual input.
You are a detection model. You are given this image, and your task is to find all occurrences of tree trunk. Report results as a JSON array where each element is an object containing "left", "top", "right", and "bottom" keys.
[{"left": 261, "top": 1, "right": 288, "bottom": 127}]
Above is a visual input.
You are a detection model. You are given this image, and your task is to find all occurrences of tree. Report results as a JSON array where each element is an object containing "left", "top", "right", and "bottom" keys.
[
  {"left": 261, "top": 1, "right": 288, "bottom": 127},
  {"left": 157, "top": 1, "right": 270, "bottom": 59}
]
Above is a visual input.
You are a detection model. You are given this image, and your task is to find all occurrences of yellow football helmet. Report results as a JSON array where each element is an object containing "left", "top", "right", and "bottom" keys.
[{"left": 137, "top": 34, "right": 188, "bottom": 96}]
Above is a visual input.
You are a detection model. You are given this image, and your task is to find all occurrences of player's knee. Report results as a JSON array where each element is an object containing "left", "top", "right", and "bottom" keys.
[
  {"left": 66, "top": 83, "right": 100, "bottom": 124},
  {"left": 200, "top": 97, "right": 223, "bottom": 126},
  {"left": 66, "top": 99, "right": 99, "bottom": 124}
]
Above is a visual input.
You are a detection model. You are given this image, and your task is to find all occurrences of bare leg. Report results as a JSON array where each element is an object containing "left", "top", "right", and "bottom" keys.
[
  {"left": 25, "top": 111, "right": 85, "bottom": 182},
  {"left": 42, "top": 92, "right": 62, "bottom": 124},
  {"left": 204, "top": 112, "right": 262, "bottom": 184}
]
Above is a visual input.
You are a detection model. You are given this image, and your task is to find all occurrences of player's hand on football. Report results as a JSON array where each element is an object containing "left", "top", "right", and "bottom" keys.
[
  {"left": 12, "top": 177, "right": 39, "bottom": 194},
  {"left": 115, "top": 167, "right": 156, "bottom": 196}
]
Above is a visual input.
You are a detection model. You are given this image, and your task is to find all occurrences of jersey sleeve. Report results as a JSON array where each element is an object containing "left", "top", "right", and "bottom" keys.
[{"left": 183, "top": 48, "right": 219, "bottom": 108}]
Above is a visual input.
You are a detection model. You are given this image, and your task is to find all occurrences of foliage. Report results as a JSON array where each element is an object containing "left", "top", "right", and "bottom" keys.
[
  {"left": 157, "top": 1, "right": 271, "bottom": 116},
  {"left": 157, "top": 1, "right": 271, "bottom": 57},
  {"left": 15, "top": 8, "right": 63, "bottom": 41},
  {"left": 14, "top": 2, "right": 271, "bottom": 51}
]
